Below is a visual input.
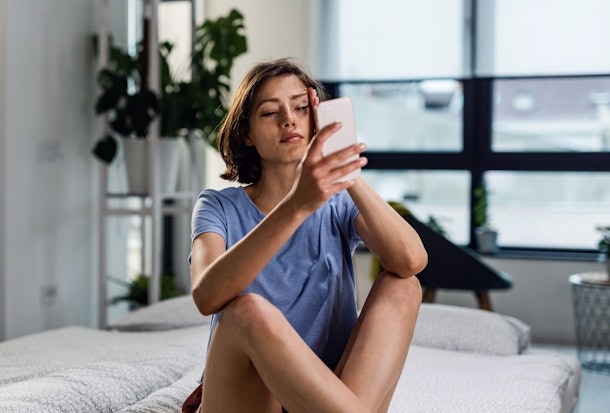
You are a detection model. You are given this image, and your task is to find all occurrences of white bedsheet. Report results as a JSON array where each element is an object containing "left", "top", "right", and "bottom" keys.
[
  {"left": 390, "top": 345, "right": 579, "bottom": 413},
  {"left": 0, "top": 326, "right": 208, "bottom": 412},
  {"left": 0, "top": 298, "right": 580, "bottom": 413}
]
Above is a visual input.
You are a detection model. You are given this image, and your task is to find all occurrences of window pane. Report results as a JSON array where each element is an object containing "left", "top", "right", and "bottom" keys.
[
  {"left": 492, "top": 77, "right": 610, "bottom": 152},
  {"left": 315, "top": 0, "right": 467, "bottom": 79},
  {"left": 341, "top": 81, "right": 463, "bottom": 152},
  {"left": 477, "top": 0, "right": 610, "bottom": 76},
  {"left": 486, "top": 171, "right": 610, "bottom": 249},
  {"left": 362, "top": 170, "right": 470, "bottom": 244}
]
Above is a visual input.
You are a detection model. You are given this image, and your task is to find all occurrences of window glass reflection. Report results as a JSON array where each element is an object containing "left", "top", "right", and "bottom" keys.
[
  {"left": 362, "top": 170, "right": 470, "bottom": 244},
  {"left": 486, "top": 171, "right": 610, "bottom": 248},
  {"left": 340, "top": 81, "right": 463, "bottom": 152},
  {"left": 493, "top": 77, "right": 610, "bottom": 152}
]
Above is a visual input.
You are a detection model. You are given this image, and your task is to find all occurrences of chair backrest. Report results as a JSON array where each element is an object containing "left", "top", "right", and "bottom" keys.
[
  {"left": 403, "top": 214, "right": 512, "bottom": 291},
  {"left": 370, "top": 204, "right": 513, "bottom": 291}
]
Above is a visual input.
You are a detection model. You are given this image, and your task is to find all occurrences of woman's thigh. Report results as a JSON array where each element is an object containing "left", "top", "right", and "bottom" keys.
[
  {"left": 334, "top": 273, "right": 422, "bottom": 411},
  {"left": 200, "top": 295, "right": 284, "bottom": 413},
  {"left": 200, "top": 293, "right": 370, "bottom": 413}
]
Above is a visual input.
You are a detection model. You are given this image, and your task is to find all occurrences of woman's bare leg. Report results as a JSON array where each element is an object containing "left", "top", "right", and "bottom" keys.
[
  {"left": 335, "top": 272, "right": 422, "bottom": 412},
  {"left": 201, "top": 293, "right": 369, "bottom": 413}
]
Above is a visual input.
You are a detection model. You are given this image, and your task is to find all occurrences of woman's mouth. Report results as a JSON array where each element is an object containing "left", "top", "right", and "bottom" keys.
[{"left": 280, "top": 133, "right": 303, "bottom": 143}]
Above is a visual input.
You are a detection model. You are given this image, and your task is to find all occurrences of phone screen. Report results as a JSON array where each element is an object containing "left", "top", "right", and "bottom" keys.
[{"left": 315, "top": 97, "right": 361, "bottom": 182}]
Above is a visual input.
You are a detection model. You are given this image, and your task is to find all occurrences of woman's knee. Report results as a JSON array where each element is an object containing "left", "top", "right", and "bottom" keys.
[
  {"left": 221, "top": 293, "right": 284, "bottom": 343},
  {"left": 374, "top": 272, "right": 422, "bottom": 313}
]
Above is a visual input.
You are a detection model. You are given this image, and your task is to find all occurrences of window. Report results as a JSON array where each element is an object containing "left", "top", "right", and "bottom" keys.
[
  {"left": 476, "top": 0, "right": 610, "bottom": 77},
  {"left": 318, "top": 0, "right": 610, "bottom": 254},
  {"left": 492, "top": 77, "right": 610, "bottom": 152},
  {"left": 362, "top": 170, "right": 470, "bottom": 244},
  {"left": 340, "top": 81, "right": 463, "bottom": 152},
  {"left": 314, "top": 0, "right": 468, "bottom": 80},
  {"left": 486, "top": 171, "right": 610, "bottom": 249}
]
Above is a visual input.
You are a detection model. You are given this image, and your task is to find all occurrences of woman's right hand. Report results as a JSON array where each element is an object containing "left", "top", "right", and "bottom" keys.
[{"left": 288, "top": 121, "right": 368, "bottom": 215}]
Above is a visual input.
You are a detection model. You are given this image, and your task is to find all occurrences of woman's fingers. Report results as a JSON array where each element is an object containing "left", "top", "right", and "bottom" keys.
[
  {"left": 324, "top": 147, "right": 368, "bottom": 183},
  {"left": 308, "top": 87, "right": 320, "bottom": 136},
  {"left": 292, "top": 113, "right": 367, "bottom": 210},
  {"left": 307, "top": 87, "right": 320, "bottom": 108},
  {"left": 306, "top": 122, "right": 342, "bottom": 160},
  {"left": 303, "top": 139, "right": 367, "bottom": 186}
]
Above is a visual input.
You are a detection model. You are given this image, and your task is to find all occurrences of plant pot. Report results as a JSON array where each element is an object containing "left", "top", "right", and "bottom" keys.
[
  {"left": 121, "top": 138, "right": 182, "bottom": 195},
  {"left": 475, "top": 227, "right": 498, "bottom": 254},
  {"left": 122, "top": 139, "right": 149, "bottom": 195}
]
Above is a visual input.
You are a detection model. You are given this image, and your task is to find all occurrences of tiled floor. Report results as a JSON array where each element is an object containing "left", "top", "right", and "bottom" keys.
[{"left": 531, "top": 344, "right": 610, "bottom": 412}]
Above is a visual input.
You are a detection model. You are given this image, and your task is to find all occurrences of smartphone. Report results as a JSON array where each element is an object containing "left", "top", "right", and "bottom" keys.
[{"left": 315, "top": 97, "right": 361, "bottom": 182}]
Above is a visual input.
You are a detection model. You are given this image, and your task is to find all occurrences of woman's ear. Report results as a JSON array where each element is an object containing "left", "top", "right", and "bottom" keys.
[{"left": 244, "top": 136, "right": 254, "bottom": 147}]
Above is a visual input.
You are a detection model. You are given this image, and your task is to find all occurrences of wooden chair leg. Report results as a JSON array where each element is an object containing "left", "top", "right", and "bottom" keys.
[
  {"left": 474, "top": 290, "right": 493, "bottom": 311},
  {"left": 422, "top": 288, "right": 436, "bottom": 303}
]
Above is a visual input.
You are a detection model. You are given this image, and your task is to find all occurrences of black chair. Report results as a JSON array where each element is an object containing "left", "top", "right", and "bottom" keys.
[{"left": 371, "top": 203, "right": 513, "bottom": 311}]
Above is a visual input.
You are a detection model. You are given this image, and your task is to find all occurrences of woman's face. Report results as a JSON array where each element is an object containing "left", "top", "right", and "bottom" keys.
[{"left": 246, "top": 74, "right": 313, "bottom": 167}]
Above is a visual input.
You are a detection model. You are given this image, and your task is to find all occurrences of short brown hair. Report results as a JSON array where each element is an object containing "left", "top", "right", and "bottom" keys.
[{"left": 217, "top": 58, "right": 328, "bottom": 184}]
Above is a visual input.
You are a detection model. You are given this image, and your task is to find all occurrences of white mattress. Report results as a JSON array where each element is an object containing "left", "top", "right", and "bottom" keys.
[
  {"left": 0, "top": 297, "right": 581, "bottom": 413},
  {"left": 0, "top": 325, "right": 209, "bottom": 412},
  {"left": 389, "top": 345, "right": 580, "bottom": 413}
]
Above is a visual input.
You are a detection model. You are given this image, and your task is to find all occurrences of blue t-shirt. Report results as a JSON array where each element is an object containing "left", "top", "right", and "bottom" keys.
[{"left": 191, "top": 186, "right": 361, "bottom": 370}]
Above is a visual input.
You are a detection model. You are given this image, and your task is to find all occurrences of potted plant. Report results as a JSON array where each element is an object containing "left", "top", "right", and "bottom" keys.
[
  {"left": 92, "top": 35, "right": 162, "bottom": 193},
  {"left": 93, "top": 9, "right": 247, "bottom": 192},
  {"left": 109, "top": 273, "right": 185, "bottom": 310},
  {"left": 156, "top": 9, "right": 246, "bottom": 192},
  {"left": 92, "top": 34, "right": 161, "bottom": 160},
  {"left": 473, "top": 183, "right": 498, "bottom": 254},
  {"left": 596, "top": 225, "right": 610, "bottom": 278},
  {"left": 159, "top": 8, "right": 247, "bottom": 147}
]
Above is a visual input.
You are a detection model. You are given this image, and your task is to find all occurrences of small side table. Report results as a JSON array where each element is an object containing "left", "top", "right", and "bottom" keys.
[{"left": 569, "top": 272, "right": 610, "bottom": 374}]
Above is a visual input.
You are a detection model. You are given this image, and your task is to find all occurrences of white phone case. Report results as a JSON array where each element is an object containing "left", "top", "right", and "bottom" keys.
[{"left": 315, "top": 97, "right": 361, "bottom": 182}]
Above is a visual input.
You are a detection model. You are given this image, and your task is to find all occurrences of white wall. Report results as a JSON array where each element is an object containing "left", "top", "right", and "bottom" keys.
[
  {"left": 205, "top": 0, "right": 312, "bottom": 79},
  {"left": 0, "top": 0, "right": 7, "bottom": 341},
  {"left": 1, "top": 0, "right": 97, "bottom": 340}
]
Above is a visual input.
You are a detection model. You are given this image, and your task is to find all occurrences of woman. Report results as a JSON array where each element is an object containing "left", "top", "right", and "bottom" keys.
[{"left": 187, "top": 58, "right": 427, "bottom": 413}]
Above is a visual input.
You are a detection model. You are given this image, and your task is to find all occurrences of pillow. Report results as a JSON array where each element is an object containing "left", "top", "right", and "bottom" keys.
[
  {"left": 412, "top": 303, "right": 531, "bottom": 356},
  {"left": 111, "top": 295, "right": 211, "bottom": 332}
]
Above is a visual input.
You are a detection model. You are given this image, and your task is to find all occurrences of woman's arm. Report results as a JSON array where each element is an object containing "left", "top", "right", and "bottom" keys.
[
  {"left": 348, "top": 178, "right": 427, "bottom": 278},
  {"left": 191, "top": 122, "right": 367, "bottom": 316},
  {"left": 190, "top": 199, "right": 310, "bottom": 315}
]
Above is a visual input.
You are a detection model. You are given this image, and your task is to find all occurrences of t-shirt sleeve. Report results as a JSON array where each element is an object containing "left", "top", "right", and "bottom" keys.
[{"left": 191, "top": 189, "right": 227, "bottom": 243}]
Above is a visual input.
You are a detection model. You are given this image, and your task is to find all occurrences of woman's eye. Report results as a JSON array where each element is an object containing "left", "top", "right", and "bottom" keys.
[
  {"left": 261, "top": 111, "right": 277, "bottom": 117},
  {"left": 296, "top": 105, "right": 309, "bottom": 112}
]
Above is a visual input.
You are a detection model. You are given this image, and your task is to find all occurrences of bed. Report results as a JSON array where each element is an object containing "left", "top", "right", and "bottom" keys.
[{"left": 0, "top": 296, "right": 580, "bottom": 412}]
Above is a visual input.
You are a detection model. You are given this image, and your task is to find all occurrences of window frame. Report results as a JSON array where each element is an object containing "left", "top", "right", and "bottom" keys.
[{"left": 322, "top": 75, "right": 610, "bottom": 259}]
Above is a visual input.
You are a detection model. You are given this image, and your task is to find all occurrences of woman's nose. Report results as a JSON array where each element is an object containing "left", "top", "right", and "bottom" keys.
[{"left": 280, "top": 108, "right": 296, "bottom": 127}]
